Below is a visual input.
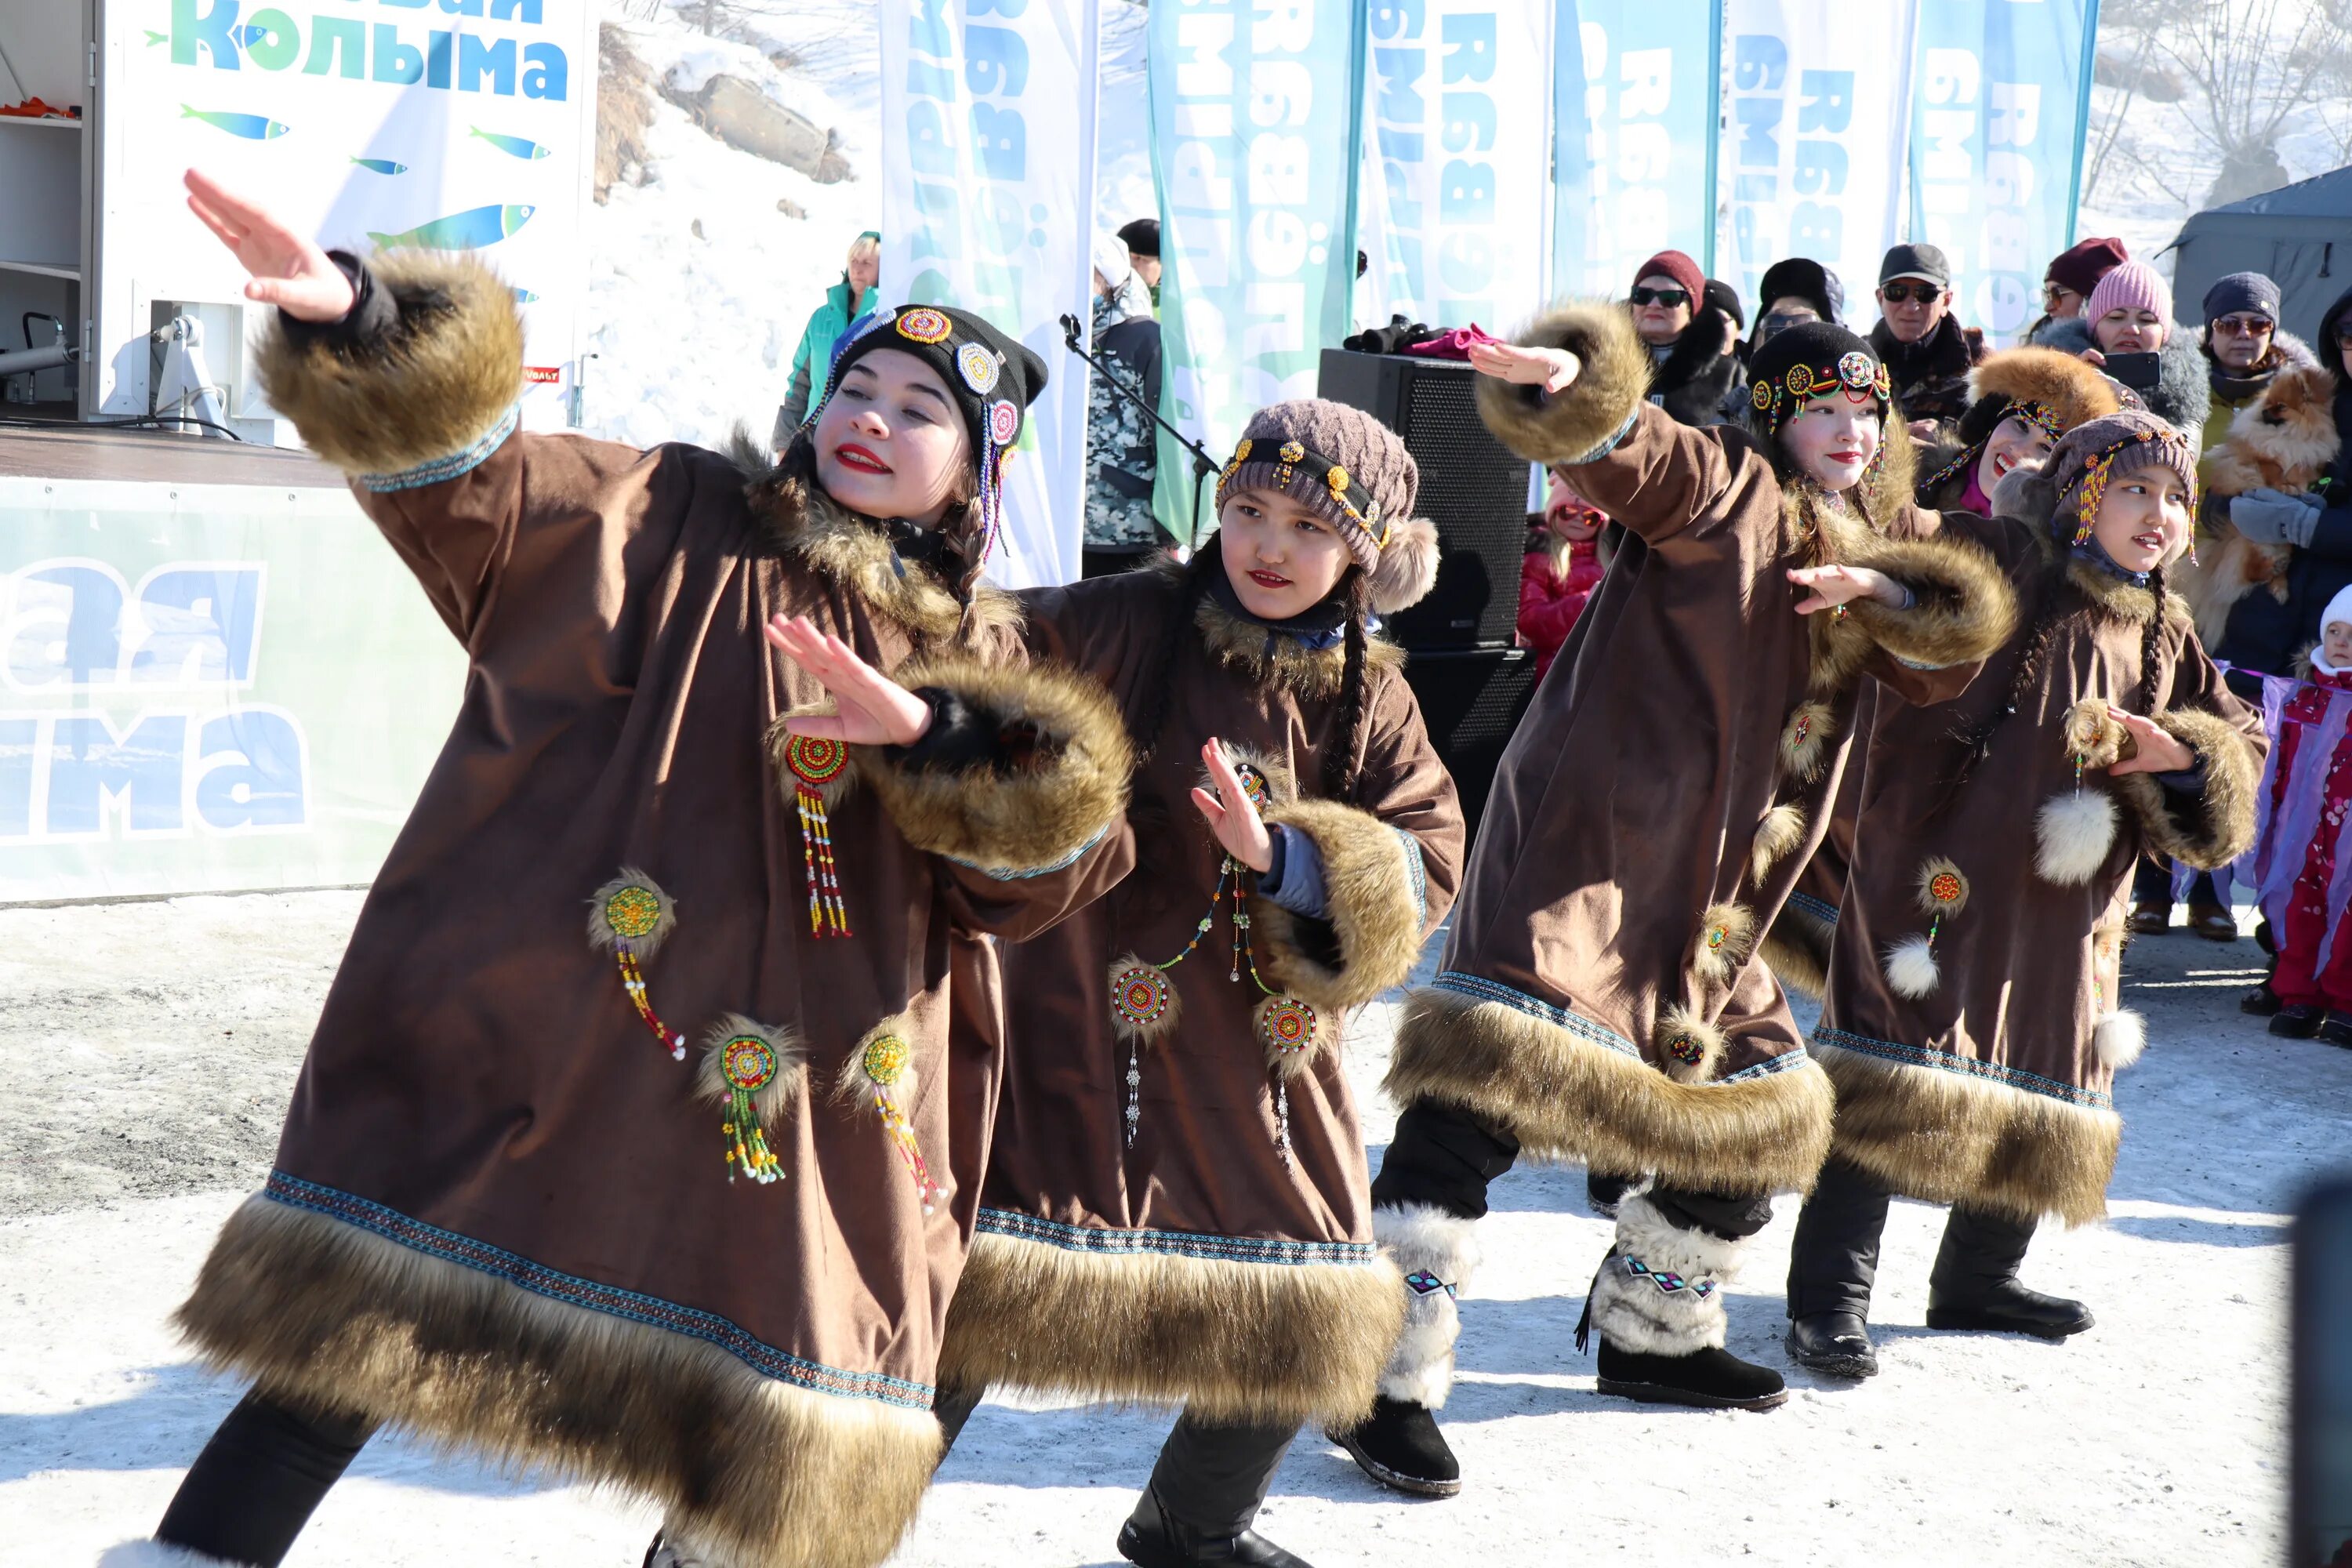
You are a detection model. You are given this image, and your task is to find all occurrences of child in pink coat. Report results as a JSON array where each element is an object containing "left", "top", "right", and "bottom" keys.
[
  {"left": 2267, "top": 584, "right": 2352, "bottom": 1045},
  {"left": 1519, "top": 467, "right": 1608, "bottom": 679}
]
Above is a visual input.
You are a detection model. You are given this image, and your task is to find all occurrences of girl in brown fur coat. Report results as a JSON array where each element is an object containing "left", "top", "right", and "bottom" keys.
[
  {"left": 1785, "top": 411, "right": 2264, "bottom": 1380},
  {"left": 139, "top": 172, "right": 1134, "bottom": 1568},
  {"left": 931, "top": 401, "right": 1464, "bottom": 1568}
]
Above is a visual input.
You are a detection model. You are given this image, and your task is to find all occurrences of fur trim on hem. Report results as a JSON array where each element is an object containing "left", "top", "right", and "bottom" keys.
[
  {"left": 254, "top": 251, "right": 523, "bottom": 477},
  {"left": 175, "top": 1195, "right": 942, "bottom": 1568},
  {"left": 1588, "top": 1193, "right": 1744, "bottom": 1356},
  {"left": 1474, "top": 301, "right": 1652, "bottom": 466},
  {"left": 96, "top": 1545, "right": 241, "bottom": 1567},
  {"left": 1381, "top": 987, "right": 1835, "bottom": 1195},
  {"left": 845, "top": 655, "right": 1132, "bottom": 873},
  {"left": 935, "top": 1228, "right": 1404, "bottom": 1428},
  {"left": 2113, "top": 706, "right": 2263, "bottom": 871},
  {"left": 1816, "top": 1043, "right": 2121, "bottom": 1227},
  {"left": 1373, "top": 1205, "right": 1481, "bottom": 1410},
  {"left": 1760, "top": 904, "right": 1833, "bottom": 1002},
  {"left": 1251, "top": 798, "right": 1428, "bottom": 1013}
]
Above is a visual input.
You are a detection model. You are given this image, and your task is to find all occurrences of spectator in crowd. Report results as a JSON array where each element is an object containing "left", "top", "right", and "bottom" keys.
[
  {"left": 1748, "top": 256, "right": 1843, "bottom": 351},
  {"left": 771, "top": 228, "right": 880, "bottom": 449},
  {"left": 1868, "top": 242, "right": 1985, "bottom": 445},
  {"left": 2026, "top": 235, "right": 2130, "bottom": 341},
  {"left": 1706, "top": 278, "right": 1754, "bottom": 420},
  {"left": 2254, "top": 586, "right": 2352, "bottom": 1044},
  {"left": 2198, "top": 270, "right": 2316, "bottom": 456},
  {"left": 1519, "top": 468, "right": 1607, "bottom": 680},
  {"left": 2035, "top": 260, "right": 2211, "bottom": 439},
  {"left": 1081, "top": 233, "right": 1164, "bottom": 576},
  {"left": 1117, "top": 217, "right": 1162, "bottom": 309},
  {"left": 1628, "top": 249, "right": 1742, "bottom": 426}
]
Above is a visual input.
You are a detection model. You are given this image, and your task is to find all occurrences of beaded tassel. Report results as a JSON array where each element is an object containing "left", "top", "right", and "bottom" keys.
[
  {"left": 714, "top": 1033, "right": 783, "bottom": 1183},
  {"left": 841, "top": 1024, "right": 938, "bottom": 1213},
  {"left": 695, "top": 1016, "right": 804, "bottom": 1188},
  {"left": 1124, "top": 1040, "right": 1142, "bottom": 1147},
  {"left": 588, "top": 869, "right": 687, "bottom": 1061},
  {"left": 782, "top": 733, "right": 853, "bottom": 938}
]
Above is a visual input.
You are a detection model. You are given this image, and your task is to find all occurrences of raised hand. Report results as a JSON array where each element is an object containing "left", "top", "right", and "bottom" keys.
[
  {"left": 1189, "top": 739, "right": 1274, "bottom": 873},
  {"left": 2103, "top": 706, "right": 2196, "bottom": 775},
  {"left": 1465, "top": 339, "right": 1580, "bottom": 394},
  {"left": 183, "top": 169, "right": 354, "bottom": 323},
  {"left": 765, "top": 615, "right": 934, "bottom": 747},
  {"left": 1788, "top": 564, "right": 1904, "bottom": 615}
]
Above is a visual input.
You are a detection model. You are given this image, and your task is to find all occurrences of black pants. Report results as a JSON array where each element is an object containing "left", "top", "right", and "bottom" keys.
[
  {"left": 156, "top": 1390, "right": 378, "bottom": 1566},
  {"left": 934, "top": 1385, "right": 1296, "bottom": 1537},
  {"left": 2135, "top": 857, "right": 2219, "bottom": 908},
  {"left": 1786, "top": 1159, "right": 2040, "bottom": 1318},
  {"left": 1372, "top": 1098, "right": 1775, "bottom": 1241}
]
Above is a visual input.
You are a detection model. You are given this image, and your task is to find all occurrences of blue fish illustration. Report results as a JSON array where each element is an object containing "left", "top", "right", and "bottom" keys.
[
  {"left": 145, "top": 29, "right": 169, "bottom": 45},
  {"left": 366, "top": 204, "right": 535, "bottom": 250},
  {"left": 350, "top": 157, "right": 408, "bottom": 176},
  {"left": 470, "top": 127, "right": 552, "bottom": 161},
  {"left": 181, "top": 106, "right": 291, "bottom": 140},
  {"left": 510, "top": 287, "right": 540, "bottom": 304},
  {"left": 227, "top": 23, "right": 277, "bottom": 47}
]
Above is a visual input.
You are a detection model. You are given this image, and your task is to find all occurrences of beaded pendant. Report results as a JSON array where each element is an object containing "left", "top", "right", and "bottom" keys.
[
  {"left": 1884, "top": 857, "right": 1970, "bottom": 1000},
  {"left": 588, "top": 868, "right": 688, "bottom": 1060},
  {"left": 782, "top": 733, "right": 854, "bottom": 938},
  {"left": 695, "top": 1017, "right": 804, "bottom": 1185},
  {"left": 840, "top": 1019, "right": 939, "bottom": 1213}
]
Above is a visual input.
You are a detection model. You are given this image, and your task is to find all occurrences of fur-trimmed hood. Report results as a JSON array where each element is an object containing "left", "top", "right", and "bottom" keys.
[{"left": 1147, "top": 552, "right": 1409, "bottom": 701}]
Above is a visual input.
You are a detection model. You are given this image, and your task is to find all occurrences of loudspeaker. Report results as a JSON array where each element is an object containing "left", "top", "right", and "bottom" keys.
[
  {"left": 1401, "top": 645, "right": 1538, "bottom": 841},
  {"left": 1317, "top": 348, "right": 1529, "bottom": 650}
]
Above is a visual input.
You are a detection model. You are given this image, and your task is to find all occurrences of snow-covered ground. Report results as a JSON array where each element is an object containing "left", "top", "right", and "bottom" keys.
[{"left": 3, "top": 890, "right": 2343, "bottom": 1566}]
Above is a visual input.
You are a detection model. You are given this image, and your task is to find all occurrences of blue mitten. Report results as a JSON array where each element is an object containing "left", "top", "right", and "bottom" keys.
[{"left": 2230, "top": 487, "right": 2323, "bottom": 547}]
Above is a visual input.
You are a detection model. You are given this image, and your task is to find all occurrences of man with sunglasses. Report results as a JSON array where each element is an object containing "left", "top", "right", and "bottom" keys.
[
  {"left": 2198, "top": 270, "right": 2316, "bottom": 459},
  {"left": 1866, "top": 243, "right": 1985, "bottom": 447},
  {"left": 1626, "top": 249, "right": 1744, "bottom": 426}
]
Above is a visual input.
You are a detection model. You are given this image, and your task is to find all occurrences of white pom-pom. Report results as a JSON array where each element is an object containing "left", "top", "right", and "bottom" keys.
[
  {"left": 2034, "top": 790, "right": 2119, "bottom": 887},
  {"left": 1883, "top": 934, "right": 1941, "bottom": 999},
  {"left": 2093, "top": 1008, "right": 2147, "bottom": 1069}
]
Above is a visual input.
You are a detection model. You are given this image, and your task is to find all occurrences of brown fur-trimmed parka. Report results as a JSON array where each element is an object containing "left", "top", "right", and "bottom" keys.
[{"left": 170, "top": 252, "right": 1136, "bottom": 1568}]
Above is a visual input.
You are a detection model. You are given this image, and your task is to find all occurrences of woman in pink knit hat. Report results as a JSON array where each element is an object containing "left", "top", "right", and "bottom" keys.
[{"left": 2032, "top": 260, "right": 2212, "bottom": 438}]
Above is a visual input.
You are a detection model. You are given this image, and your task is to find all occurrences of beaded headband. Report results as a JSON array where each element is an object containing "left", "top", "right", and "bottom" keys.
[
  {"left": 1919, "top": 398, "right": 2068, "bottom": 497},
  {"left": 1214, "top": 437, "right": 1392, "bottom": 551},
  {"left": 1749, "top": 348, "right": 1892, "bottom": 437}
]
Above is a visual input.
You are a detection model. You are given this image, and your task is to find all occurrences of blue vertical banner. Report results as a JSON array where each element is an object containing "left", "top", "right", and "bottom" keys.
[
  {"left": 1148, "top": 0, "right": 1367, "bottom": 544},
  {"left": 1907, "top": 0, "right": 2101, "bottom": 347},
  {"left": 1551, "top": 0, "right": 1723, "bottom": 299}
]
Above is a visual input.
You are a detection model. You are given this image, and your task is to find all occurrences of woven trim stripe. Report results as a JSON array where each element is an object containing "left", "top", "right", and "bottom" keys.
[
  {"left": 946, "top": 823, "right": 1106, "bottom": 881},
  {"left": 1786, "top": 891, "right": 1840, "bottom": 924},
  {"left": 1811, "top": 1026, "right": 2113, "bottom": 1109},
  {"left": 357, "top": 403, "right": 521, "bottom": 492},
  {"left": 1394, "top": 826, "right": 1428, "bottom": 929},
  {"left": 975, "top": 1207, "right": 1377, "bottom": 1266},
  {"left": 262, "top": 1171, "right": 934, "bottom": 1408},
  {"left": 1430, "top": 971, "right": 1643, "bottom": 1058},
  {"left": 1565, "top": 405, "right": 1642, "bottom": 466},
  {"left": 1719, "top": 1044, "right": 1814, "bottom": 1083}
]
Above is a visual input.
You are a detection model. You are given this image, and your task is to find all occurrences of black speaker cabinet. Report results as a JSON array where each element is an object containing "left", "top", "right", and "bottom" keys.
[
  {"left": 1401, "top": 645, "right": 1538, "bottom": 842},
  {"left": 1317, "top": 348, "right": 1530, "bottom": 650}
]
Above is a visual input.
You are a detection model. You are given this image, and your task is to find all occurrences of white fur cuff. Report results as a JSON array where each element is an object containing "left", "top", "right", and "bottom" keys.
[
  {"left": 1373, "top": 1203, "right": 1481, "bottom": 1410},
  {"left": 1588, "top": 1194, "right": 1748, "bottom": 1356}
]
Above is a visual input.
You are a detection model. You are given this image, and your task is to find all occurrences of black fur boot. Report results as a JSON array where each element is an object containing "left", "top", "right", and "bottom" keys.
[{"left": 1330, "top": 1395, "right": 1460, "bottom": 1497}]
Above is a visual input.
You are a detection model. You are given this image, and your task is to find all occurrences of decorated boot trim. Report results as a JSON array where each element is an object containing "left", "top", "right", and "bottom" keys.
[
  {"left": 588, "top": 868, "right": 688, "bottom": 1061},
  {"left": 695, "top": 1016, "right": 805, "bottom": 1185}
]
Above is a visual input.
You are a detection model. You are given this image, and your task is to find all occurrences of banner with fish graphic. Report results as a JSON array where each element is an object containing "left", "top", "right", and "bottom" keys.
[
  {"left": 878, "top": 0, "right": 1101, "bottom": 589},
  {"left": 99, "top": 0, "right": 597, "bottom": 433}
]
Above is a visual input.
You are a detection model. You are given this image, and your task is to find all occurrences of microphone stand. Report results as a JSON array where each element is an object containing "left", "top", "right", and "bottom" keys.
[{"left": 1060, "top": 311, "right": 1220, "bottom": 548}]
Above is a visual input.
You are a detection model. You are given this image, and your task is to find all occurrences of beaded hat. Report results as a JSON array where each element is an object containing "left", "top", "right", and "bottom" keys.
[
  {"left": 1214, "top": 398, "right": 1442, "bottom": 613},
  {"left": 1744, "top": 321, "right": 1890, "bottom": 440},
  {"left": 2046, "top": 409, "right": 2200, "bottom": 549}
]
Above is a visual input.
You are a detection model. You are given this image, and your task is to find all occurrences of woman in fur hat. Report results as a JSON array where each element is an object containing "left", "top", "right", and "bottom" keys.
[
  {"left": 140, "top": 172, "right": 1136, "bottom": 1568},
  {"left": 1784, "top": 411, "right": 2263, "bottom": 1380},
  {"left": 1331, "top": 306, "right": 2017, "bottom": 1497},
  {"left": 931, "top": 400, "right": 1463, "bottom": 1568},
  {"left": 1766, "top": 350, "right": 2129, "bottom": 996}
]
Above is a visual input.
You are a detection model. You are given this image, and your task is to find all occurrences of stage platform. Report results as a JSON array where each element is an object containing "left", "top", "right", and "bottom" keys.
[{"left": 0, "top": 422, "right": 340, "bottom": 488}]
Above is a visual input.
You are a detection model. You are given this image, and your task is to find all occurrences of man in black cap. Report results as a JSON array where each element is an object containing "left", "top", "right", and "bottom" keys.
[
  {"left": 1868, "top": 242, "right": 1985, "bottom": 446},
  {"left": 1117, "top": 217, "right": 1162, "bottom": 308}
]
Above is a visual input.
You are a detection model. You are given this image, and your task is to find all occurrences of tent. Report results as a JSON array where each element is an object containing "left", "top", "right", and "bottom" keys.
[{"left": 2165, "top": 165, "right": 2352, "bottom": 345}]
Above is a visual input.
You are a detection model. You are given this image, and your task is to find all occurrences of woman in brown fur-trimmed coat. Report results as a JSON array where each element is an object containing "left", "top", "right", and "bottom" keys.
[
  {"left": 932, "top": 401, "right": 1463, "bottom": 1568},
  {"left": 140, "top": 174, "right": 1134, "bottom": 1568},
  {"left": 1334, "top": 312, "right": 2019, "bottom": 1497},
  {"left": 1762, "top": 348, "right": 2125, "bottom": 1000},
  {"left": 1785, "top": 410, "right": 2264, "bottom": 1381}
]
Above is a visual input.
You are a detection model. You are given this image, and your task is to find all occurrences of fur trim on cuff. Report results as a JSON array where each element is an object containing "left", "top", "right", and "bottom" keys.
[
  {"left": 1750, "top": 803, "right": 1808, "bottom": 881},
  {"left": 1370, "top": 514, "right": 1443, "bottom": 614},
  {"left": 1587, "top": 1193, "right": 1744, "bottom": 1356},
  {"left": 175, "top": 1193, "right": 942, "bottom": 1568},
  {"left": 1250, "top": 799, "right": 1430, "bottom": 1013},
  {"left": 1690, "top": 902, "right": 1757, "bottom": 989},
  {"left": 2112, "top": 706, "right": 2263, "bottom": 871},
  {"left": 1382, "top": 986, "right": 1835, "bottom": 1196},
  {"left": 2094, "top": 1009, "right": 2148, "bottom": 1070},
  {"left": 1373, "top": 1204, "right": 1482, "bottom": 1410},
  {"left": 97, "top": 1545, "right": 242, "bottom": 1567},
  {"left": 255, "top": 252, "right": 523, "bottom": 477},
  {"left": 1838, "top": 527, "right": 2020, "bottom": 677},
  {"left": 936, "top": 1225, "right": 1404, "bottom": 1428},
  {"left": 851, "top": 656, "right": 1133, "bottom": 873},
  {"left": 1817, "top": 1042, "right": 2121, "bottom": 1226},
  {"left": 1474, "top": 301, "right": 1652, "bottom": 466}
]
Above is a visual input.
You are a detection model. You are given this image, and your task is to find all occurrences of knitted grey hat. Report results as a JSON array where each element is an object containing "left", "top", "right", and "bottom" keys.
[
  {"left": 2047, "top": 409, "right": 2200, "bottom": 546},
  {"left": 1214, "top": 398, "right": 1441, "bottom": 613}
]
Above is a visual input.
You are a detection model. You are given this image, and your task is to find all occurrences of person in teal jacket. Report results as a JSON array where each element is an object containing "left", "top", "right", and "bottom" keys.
[{"left": 771, "top": 229, "right": 880, "bottom": 448}]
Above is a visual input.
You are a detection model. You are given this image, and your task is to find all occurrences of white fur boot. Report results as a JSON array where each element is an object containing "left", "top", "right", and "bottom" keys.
[{"left": 1371, "top": 1203, "right": 1483, "bottom": 1409}]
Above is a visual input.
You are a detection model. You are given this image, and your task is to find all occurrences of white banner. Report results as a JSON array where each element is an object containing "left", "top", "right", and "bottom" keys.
[
  {"left": 1360, "top": 0, "right": 1554, "bottom": 332},
  {"left": 880, "top": 0, "right": 1100, "bottom": 589},
  {"left": 1717, "top": 0, "right": 1918, "bottom": 322}
]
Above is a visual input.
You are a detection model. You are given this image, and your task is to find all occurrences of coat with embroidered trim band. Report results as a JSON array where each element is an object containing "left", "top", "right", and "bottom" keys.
[{"left": 165, "top": 250, "right": 1137, "bottom": 1568}]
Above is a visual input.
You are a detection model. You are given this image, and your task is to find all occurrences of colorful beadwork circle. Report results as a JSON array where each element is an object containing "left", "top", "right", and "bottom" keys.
[
  {"left": 895, "top": 307, "right": 953, "bottom": 344},
  {"left": 1664, "top": 1031, "right": 1707, "bottom": 1065},
  {"left": 988, "top": 398, "right": 1019, "bottom": 446},
  {"left": 1927, "top": 871, "right": 1963, "bottom": 906},
  {"left": 1704, "top": 922, "right": 1731, "bottom": 952},
  {"left": 1837, "top": 350, "right": 1875, "bottom": 390},
  {"left": 785, "top": 733, "right": 849, "bottom": 787},
  {"left": 1110, "top": 963, "right": 1174, "bottom": 1029},
  {"left": 604, "top": 884, "right": 663, "bottom": 940},
  {"left": 1258, "top": 996, "right": 1319, "bottom": 1054},
  {"left": 1751, "top": 380, "right": 1773, "bottom": 411},
  {"left": 861, "top": 1033, "right": 910, "bottom": 1087},
  {"left": 721, "top": 1033, "right": 779, "bottom": 1092},
  {"left": 1232, "top": 762, "right": 1272, "bottom": 809},
  {"left": 1785, "top": 364, "right": 1813, "bottom": 395},
  {"left": 1278, "top": 440, "right": 1305, "bottom": 463},
  {"left": 957, "top": 341, "right": 1000, "bottom": 394}
]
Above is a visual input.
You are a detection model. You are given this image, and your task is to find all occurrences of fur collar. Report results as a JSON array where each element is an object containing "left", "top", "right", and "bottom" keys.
[
  {"left": 1156, "top": 554, "right": 1405, "bottom": 700},
  {"left": 727, "top": 433, "right": 1018, "bottom": 648}
]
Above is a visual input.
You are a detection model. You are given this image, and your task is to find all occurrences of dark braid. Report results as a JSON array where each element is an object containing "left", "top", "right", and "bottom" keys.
[
  {"left": 2136, "top": 561, "right": 2169, "bottom": 716},
  {"left": 1323, "top": 576, "right": 1374, "bottom": 804},
  {"left": 1131, "top": 544, "right": 1217, "bottom": 767},
  {"left": 1940, "top": 567, "right": 2080, "bottom": 804}
]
